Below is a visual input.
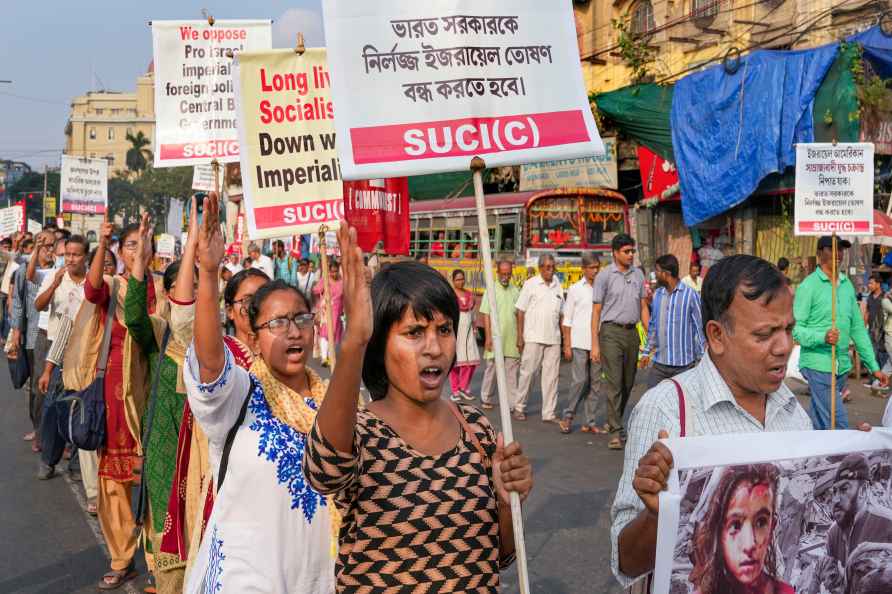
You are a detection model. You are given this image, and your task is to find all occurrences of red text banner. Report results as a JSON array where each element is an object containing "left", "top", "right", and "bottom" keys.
[{"left": 344, "top": 178, "right": 410, "bottom": 254}]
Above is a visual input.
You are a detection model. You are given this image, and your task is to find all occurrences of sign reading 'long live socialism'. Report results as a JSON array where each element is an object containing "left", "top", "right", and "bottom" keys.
[
  {"left": 794, "top": 142, "right": 874, "bottom": 236},
  {"left": 151, "top": 19, "right": 271, "bottom": 167},
  {"left": 234, "top": 48, "right": 344, "bottom": 240},
  {"left": 322, "top": 0, "right": 604, "bottom": 179},
  {"left": 61, "top": 155, "right": 108, "bottom": 214}
]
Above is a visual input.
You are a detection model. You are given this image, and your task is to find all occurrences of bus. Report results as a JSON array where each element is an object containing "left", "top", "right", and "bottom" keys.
[{"left": 409, "top": 187, "right": 629, "bottom": 292}]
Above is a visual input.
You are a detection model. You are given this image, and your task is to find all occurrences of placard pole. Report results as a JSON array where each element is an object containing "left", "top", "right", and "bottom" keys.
[
  {"left": 831, "top": 232, "right": 838, "bottom": 430},
  {"left": 471, "top": 156, "right": 530, "bottom": 594},
  {"left": 318, "top": 225, "right": 337, "bottom": 370}
]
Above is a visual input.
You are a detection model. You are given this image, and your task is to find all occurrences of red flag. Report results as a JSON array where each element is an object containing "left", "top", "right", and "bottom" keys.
[
  {"left": 343, "top": 178, "right": 410, "bottom": 254},
  {"left": 637, "top": 146, "right": 680, "bottom": 203}
]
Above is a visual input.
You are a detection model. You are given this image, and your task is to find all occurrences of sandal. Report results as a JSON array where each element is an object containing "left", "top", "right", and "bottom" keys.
[
  {"left": 608, "top": 437, "right": 625, "bottom": 450},
  {"left": 460, "top": 390, "right": 476, "bottom": 402},
  {"left": 98, "top": 563, "right": 137, "bottom": 590},
  {"left": 582, "top": 424, "right": 608, "bottom": 434},
  {"left": 87, "top": 498, "right": 98, "bottom": 516},
  {"left": 558, "top": 419, "right": 572, "bottom": 434},
  {"left": 512, "top": 411, "right": 527, "bottom": 421},
  {"left": 481, "top": 401, "right": 494, "bottom": 410}
]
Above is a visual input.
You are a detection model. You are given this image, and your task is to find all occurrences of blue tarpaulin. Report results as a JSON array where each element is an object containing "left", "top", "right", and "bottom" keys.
[
  {"left": 671, "top": 44, "right": 839, "bottom": 226},
  {"left": 849, "top": 25, "right": 892, "bottom": 78}
]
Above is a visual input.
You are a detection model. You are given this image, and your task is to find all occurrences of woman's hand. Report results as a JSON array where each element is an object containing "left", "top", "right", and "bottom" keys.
[
  {"left": 137, "top": 212, "right": 153, "bottom": 267},
  {"left": 99, "top": 214, "right": 114, "bottom": 244},
  {"left": 187, "top": 195, "right": 200, "bottom": 247},
  {"left": 337, "top": 224, "right": 372, "bottom": 348},
  {"left": 492, "top": 434, "right": 532, "bottom": 506},
  {"left": 197, "top": 193, "right": 224, "bottom": 275}
]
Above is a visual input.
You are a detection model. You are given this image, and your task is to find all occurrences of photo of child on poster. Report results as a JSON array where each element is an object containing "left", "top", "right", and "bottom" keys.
[{"left": 668, "top": 451, "right": 892, "bottom": 594}]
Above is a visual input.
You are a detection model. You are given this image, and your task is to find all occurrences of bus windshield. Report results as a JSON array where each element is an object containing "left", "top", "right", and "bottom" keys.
[{"left": 528, "top": 197, "right": 581, "bottom": 248}]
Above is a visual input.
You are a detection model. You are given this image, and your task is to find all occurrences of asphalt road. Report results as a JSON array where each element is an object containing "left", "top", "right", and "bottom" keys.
[{"left": 1, "top": 359, "right": 888, "bottom": 594}]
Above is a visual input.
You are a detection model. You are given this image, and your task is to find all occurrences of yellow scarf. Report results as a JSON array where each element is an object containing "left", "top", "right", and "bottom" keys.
[{"left": 248, "top": 357, "right": 341, "bottom": 558}]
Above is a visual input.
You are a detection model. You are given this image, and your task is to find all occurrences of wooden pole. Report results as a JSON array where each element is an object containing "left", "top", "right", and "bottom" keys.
[
  {"left": 42, "top": 164, "right": 48, "bottom": 225},
  {"left": 831, "top": 232, "right": 838, "bottom": 430},
  {"left": 318, "top": 225, "right": 337, "bottom": 370},
  {"left": 470, "top": 156, "right": 530, "bottom": 594}
]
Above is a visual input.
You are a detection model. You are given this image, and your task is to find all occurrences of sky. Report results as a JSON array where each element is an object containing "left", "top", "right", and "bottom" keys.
[{"left": 0, "top": 1, "right": 325, "bottom": 171}]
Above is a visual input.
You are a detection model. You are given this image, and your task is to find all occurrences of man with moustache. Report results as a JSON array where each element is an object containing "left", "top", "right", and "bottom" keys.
[
  {"left": 610, "top": 255, "right": 813, "bottom": 592},
  {"left": 479, "top": 259, "right": 521, "bottom": 410}
]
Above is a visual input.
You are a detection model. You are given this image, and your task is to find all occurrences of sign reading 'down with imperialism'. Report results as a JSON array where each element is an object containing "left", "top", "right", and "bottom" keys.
[
  {"left": 234, "top": 48, "right": 344, "bottom": 239},
  {"left": 322, "top": 0, "right": 605, "bottom": 179},
  {"left": 152, "top": 20, "right": 271, "bottom": 167}
]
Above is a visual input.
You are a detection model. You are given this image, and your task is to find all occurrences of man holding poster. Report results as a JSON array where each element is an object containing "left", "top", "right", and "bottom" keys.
[
  {"left": 610, "top": 256, "right": 813, "bottom": 590},
  {"left": 793, "top": 236, "right": 888, "bottom": 430}
]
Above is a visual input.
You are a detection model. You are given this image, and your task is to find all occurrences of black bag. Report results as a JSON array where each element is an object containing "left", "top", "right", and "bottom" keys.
[
  {"left": 59, "top": 278, "right": 118, "bottom": 451},
  {"left": 8, "top": 267, "right": 30, "bottom": 389}
]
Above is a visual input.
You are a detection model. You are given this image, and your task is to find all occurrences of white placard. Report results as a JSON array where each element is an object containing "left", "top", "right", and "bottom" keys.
[
  {"left": 794, "top": 142, "right": 874, "bottom": 236},
  {"left": 151, "top": 20, "right": 272, "bottom": 167},
  {"left": 651, "top": 429, "right": 892, "bottom": 594},
  {"left": 191, "top": 164, "right": 216, "bottom": 192},
  {"left": 520, "top": 137, "right": 617, "bottom": 191},
  {"left": 60, "top": 155, "right": 108, "bottom": 214},
  {"left": 27, "top": 219, "right": 42, "bottom": 234},
  {"left": 0, "top": 205, "right": 24, "bottom": 238},
  {"left": 157, "top": 233, "right": 176, "bottom": 258},
  {"left": 322, "top": 0, "right": 604, "bottom": 179}
]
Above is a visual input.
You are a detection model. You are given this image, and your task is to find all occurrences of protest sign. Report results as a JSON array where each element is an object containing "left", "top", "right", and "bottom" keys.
[
  {"left": 157, "top": 233, "right": 176, "bottom": 259},
  {"left": 794, "top": 143, "right": 874, "bottom": 236},
  {"left": 60, "top": 155, "right": 108, "bottom": 214},
  {"left": 321, "top": 0, "right": 605, "bottom": 179},
  {"left": 27, "top": 220, "right": 41, "bottom": 235},
  {"left": 192, "top": 164, "right": 216, "bottom": 192},
  {"left": 343, "top": 178, "right": 410, "bottom": 254},
  {"left": 520, "top": 137, "right": 617, "bottom": 191},
  {"left": 43, "top": 196, "right": 57, "bottom": 218},
  {"left": 0, "top": 205, "right": 24, "bottom": 238},
  {"left": 152, "top": 19, "right": 272, "bottom": 167},
  {"left": 651, "top": 430, "right": 892, "bottom": 594},
  {"left": 233, "top": 48, "right": 343, "bottom": 240}
]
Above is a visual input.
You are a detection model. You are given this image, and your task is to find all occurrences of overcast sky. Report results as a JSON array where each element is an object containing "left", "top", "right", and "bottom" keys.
[{"left": 0, "top": 1, "right": 325, "bottom": 170}]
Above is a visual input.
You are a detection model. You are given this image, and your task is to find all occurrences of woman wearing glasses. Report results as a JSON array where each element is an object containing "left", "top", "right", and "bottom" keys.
[{"left": 184, "top": 196, "right": 334, "bottom": 594}]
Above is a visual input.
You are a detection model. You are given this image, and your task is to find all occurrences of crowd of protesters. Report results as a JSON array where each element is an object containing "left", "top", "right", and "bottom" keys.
[{"left": 8, "top": 195, "right": 892, "bottom": 593}]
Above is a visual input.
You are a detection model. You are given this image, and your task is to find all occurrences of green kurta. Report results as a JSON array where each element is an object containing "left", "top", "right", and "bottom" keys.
[{"left": 124, "top": 277, "right": 186, "bottom": 548}]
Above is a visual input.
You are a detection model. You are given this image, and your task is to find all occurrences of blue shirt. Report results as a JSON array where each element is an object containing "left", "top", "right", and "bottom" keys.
[
  {"left": 273, "top": 256, "right": 298, "bottom": 285},
  {"left": 643, "top": 281, "right": 705, "bottom": 367}
]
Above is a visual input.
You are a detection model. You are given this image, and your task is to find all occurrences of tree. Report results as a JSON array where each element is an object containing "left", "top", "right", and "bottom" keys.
[{"left": 125, "top": 131, "right": 153, "bottom": 176}]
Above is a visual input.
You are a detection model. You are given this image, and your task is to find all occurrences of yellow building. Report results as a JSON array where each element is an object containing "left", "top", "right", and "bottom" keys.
[
  {"left": 64, "top": 63, "right": 155, "bottom": 176},
  {"left": 575, "top": 0, "right": 882, "bottom": 95}
]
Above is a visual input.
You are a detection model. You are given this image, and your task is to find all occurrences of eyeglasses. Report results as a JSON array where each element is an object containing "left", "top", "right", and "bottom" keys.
[
  {"left": 122, "top": 241, "right": 139, "bottom": 251},
  {"left": 256, "top": 312, "right": 315, "bottom": 335},
  {"left": 231, "top": 295, "right": 254, "bottom": 312}
]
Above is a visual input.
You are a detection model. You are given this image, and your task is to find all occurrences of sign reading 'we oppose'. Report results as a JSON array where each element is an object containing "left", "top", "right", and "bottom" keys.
[{"left": 322, "top": 0, "right": 605, "bottom": 179}]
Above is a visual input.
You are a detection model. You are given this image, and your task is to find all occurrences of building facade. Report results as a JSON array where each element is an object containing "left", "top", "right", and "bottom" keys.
[
  {"left": 575, "top": 0, "right": 885, "bottom": 94},
  {"left": 64, "top": 63, "right": 155, "bottom": 176}
]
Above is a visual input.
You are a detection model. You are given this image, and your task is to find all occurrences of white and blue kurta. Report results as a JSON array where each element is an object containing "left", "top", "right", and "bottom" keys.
[{"left": 183, "top": 346, "right": 335, "bottom": 594}]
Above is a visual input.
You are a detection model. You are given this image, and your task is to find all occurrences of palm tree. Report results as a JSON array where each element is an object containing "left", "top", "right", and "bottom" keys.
[{"left": 125, "top": 131, "right": 153, "bottom": 176}]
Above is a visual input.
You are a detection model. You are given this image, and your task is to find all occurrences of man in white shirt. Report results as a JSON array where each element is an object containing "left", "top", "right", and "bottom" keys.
[
  {"left": 248, "top": 243, "right": 274, "bottom": 278},
  {"left": 680, "top": 262, "right": 702, "bottom": 293},
  {"left": 513, "top": 253, "right": 564, "bottom": 422},
  {"left": 295, "top": 258, "right": 317, "bottom": 303},
  {"left": 35, "top": 234, "right": 88, "bottom": 479},
  {"left": 558, "top": 253, "right": 605, "bottom": 434}
]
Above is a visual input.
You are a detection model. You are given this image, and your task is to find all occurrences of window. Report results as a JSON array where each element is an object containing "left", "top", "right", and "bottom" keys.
[
  {"left": 95, "top": 108, "right": 104, "bottom": 115},
  {"left": 106, "top": 154, "right": 114, "bottom": 164},
  {"left": 126, "top": 127, "right": 133, "bottom": 137},
  {"left": 89, "top": 127, "right": 96, "bottom": 140},
  {"left": 631, "top": 0, "right": 655, "bottom": 35},
  {"left": 89, "top": 153, "right": 96, "bottom": 158},
  {"left": 691, "top": 0, "right": 719, "bottom": 19},
  {"left": 107, "top": 127, "right": 115, "bottom": 140},
  {"left": 499, "top": 223, "right": 516, "bottom": 252},
  {"left": 111, "top": 108, "right": 121, "bottom": 115}
]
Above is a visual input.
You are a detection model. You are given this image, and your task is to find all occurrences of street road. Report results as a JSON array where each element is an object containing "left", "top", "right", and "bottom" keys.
[{"left": 1, "top": 360, "right": 888, "bottom": 594}]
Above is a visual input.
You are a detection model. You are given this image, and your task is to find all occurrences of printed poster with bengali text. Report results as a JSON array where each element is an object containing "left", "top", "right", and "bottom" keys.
[
  {"left": 152, "top": 19, "right": 272, "bottom": 167},
  {"left": 794, "top": 142, "right": 874, "bottom": 236},
  {"left": 60, "top": 155, "right": 108, "bottom": 214},
  {"left": 234, "top": 49, "right": 344, "bottom": 240},
  {"left": 322, "top": 0, "right": 605, "bottom": 179}
]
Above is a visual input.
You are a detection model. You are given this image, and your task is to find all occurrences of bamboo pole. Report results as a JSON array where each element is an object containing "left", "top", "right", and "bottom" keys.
[
  {"left": 831, "top": 232, "right": 838, "bottom": 430},
  {"left": 318, "top": 225, "right": 337, "bottom": 370},
  {"left": 470, "top": 156, "right": 530, "bottom": 594}
]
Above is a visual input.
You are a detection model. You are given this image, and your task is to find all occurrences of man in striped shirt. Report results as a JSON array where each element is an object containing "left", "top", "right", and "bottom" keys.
[
  {"left": 610, "top": 255, "right": 813, "bottom": 591},
  {"left": 641, "top": 254, "right": 705, "bottom": 389}
]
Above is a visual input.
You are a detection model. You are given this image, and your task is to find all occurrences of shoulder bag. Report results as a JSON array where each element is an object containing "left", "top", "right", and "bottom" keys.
[{"left": 58, "top": 278, "right": 118, "bottom": 451}]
